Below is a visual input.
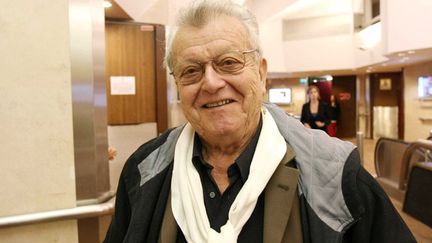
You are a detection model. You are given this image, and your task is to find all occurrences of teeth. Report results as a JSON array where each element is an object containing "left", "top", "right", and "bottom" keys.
[{"left": 205, "top": 99, "right": 232, "bottom": 108}]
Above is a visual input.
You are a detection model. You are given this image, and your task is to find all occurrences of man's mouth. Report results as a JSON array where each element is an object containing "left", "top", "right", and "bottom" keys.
[{"left": 204, "top": 99, "right": 234, "bottom": 108}]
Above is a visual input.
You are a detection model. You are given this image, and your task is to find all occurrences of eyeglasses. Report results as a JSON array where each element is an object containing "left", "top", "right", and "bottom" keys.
[{"left": 170, "top": 49, "right": 257, "bottom": 86}]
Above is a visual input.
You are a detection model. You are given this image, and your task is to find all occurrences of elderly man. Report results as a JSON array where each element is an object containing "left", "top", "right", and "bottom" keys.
[{"left": 104, "top": 1, "right": 415, "bottom": 242}]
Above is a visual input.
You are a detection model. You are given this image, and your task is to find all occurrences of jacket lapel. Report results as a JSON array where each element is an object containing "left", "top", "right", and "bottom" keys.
[
  {"left": 158, "top": 193, "right": 177, "bottom": 243},
  {"left": 263, "top": 143, "right": 299, "bottom": 243}
]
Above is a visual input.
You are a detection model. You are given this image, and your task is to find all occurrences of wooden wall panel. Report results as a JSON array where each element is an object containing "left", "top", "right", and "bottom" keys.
[
  {"left": 105, "top": 23, "right": 156, "bottom": 124},
  {"left": 332, "top": 75, "right": 357, "bottom": 138},
  {"left": 154, "top": 24, "right": 168, "bottom": 134}
]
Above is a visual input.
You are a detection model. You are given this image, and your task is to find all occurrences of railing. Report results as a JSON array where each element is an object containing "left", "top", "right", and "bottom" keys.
[
  {"left": 374, "top": 138, "right": 430, "bottom": 202},
  {"left": 0, "top": 196, "right": 115, "bottom": 228},
  {"left": 374, "top": 137, "right": 410, "bottom": 181},
  {"left": 399, "top": 139, "right": 432, "bottom": 190},
  {"left": 374, "top": 137, "right": 412, "bottom": 201}
]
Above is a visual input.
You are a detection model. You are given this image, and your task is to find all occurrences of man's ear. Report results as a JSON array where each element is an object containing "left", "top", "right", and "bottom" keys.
[{"left": 259, "top": 58, "right": 268, "bottom": 93}]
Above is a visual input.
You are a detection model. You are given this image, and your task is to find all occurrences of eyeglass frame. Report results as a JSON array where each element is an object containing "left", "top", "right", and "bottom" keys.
[{"left": 169, "top": 49, "right": 258, "bottom": 86}]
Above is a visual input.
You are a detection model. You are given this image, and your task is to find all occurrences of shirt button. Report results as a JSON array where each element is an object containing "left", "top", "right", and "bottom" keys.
[{"left": 209, "top": 191, "right": 216, "bottom": 198}]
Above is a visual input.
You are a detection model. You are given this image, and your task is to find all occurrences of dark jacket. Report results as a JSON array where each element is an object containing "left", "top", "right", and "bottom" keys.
[
  {"left": 329, "top": 101, "right": 341, "bottom": 121},
  {"left": 301, "top": 101, "right": 330, "bottom": 131},
  {"left": 105, "top": 104, "right": 415, "bottom": 243}
]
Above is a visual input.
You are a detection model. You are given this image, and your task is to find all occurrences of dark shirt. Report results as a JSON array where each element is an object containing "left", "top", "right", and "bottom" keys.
[{"left": 176, "top": 119, "right": 264, "bottom": 243}]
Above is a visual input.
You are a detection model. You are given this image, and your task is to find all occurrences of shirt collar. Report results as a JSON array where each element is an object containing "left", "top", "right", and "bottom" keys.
[{"left": 191, "top": 116, "right": 263, "bottom": 182}]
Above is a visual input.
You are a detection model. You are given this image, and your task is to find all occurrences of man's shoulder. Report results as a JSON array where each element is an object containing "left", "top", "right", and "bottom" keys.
[
  {"left": 340, "top": 150, "right": 417, "bottom": 242},
  {"left": 134, "top": 128, "right": 178, "bottom": 160},
  {"left": 121, "top": 126, "right": 183, "bottom": 186}
]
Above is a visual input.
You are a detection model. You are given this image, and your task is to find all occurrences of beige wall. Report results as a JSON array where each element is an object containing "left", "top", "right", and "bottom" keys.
[
  {"left": 0, "top": 1, "right": 78, "bottom": 242},
  {"left": 108, "top": 123, "right": 157, "bottom": 190},
  {"left": 404, "top": 61, "right": 432, "bottom": 141}
]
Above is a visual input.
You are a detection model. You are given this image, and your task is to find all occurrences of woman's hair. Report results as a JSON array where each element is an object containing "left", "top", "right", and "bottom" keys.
[
  {"left": 164, "top": 0, "right": 262, "bottom": 72},
  {"left": 307, "top": 85, "right": 320, "bottom": 99}
]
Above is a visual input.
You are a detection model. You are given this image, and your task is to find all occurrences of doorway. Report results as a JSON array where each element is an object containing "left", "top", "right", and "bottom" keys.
[
  {"left": 369, "top": 72, "right": 403, "bottom": 139},
  {"left": 332, "top": 76, "right": 357, "bottom": 138},
  {"left": 308, "top": 75, "right": 357, "bottom": 138}
]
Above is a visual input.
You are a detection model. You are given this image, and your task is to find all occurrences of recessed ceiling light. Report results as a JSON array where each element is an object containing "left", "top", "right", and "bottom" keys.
[
  {"left": 103, "top": 1, "right": 112, "bottom": 8},
  {"left": 408, "top": 50, "right": 415, "bottom": 54},
  {"left": 397, "top": 52, "right": 406, "bottom": 57}
]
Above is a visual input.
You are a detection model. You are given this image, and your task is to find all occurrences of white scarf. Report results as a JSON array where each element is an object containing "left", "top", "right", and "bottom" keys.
[{"left": 171, "top": 108, "right": 287, "bottom": 243}]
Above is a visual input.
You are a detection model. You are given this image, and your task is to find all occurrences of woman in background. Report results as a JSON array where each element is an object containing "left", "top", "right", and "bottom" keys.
[
  {"left": 327, "top": 94, "right": 341, "bottom": 137},
  {"left": 301, "top": 85, "right": 330, "bottom": 133}
]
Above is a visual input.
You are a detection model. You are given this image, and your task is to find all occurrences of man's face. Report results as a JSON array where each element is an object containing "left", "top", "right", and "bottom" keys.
[{"left": 171, "top": 16, "right": 267, "bottom": 140}]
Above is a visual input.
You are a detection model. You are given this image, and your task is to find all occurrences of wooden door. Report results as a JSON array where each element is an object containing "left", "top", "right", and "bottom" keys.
[{"left": 105, "top": 22, "right": 156, "bottom": 125}]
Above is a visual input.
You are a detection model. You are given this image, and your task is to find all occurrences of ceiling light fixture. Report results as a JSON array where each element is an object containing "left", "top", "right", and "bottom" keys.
[{"left": 103, "top": 1, "right": 112, "bottom": 8}]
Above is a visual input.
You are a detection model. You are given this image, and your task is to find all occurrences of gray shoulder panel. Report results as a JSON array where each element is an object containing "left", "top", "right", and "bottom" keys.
[
  {"left": 265, "top": 103, "right": 356, "bottom": 232},
  {"left": 137, "top": 126, "right": 184, "bottom": 186}
]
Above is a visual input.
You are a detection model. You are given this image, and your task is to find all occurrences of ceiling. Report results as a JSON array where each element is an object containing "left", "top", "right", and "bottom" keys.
[
  {"left": 278, "top": 47, "right": 432, "bottom": 79},
  {"left": 104, "top": 0, "right": 132, "bottom": 21}
]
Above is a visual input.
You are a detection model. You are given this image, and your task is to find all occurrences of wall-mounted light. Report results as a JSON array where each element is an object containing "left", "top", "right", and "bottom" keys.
[
  {"left": 400, "top": 56, "right": 410, "bottom": 63},
  {"left": 103, "top": 0, "right": 112, "bottom": 8}
]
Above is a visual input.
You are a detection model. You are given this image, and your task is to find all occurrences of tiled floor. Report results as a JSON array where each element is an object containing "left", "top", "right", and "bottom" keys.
[{"left": 346, "top": 138, "right": 432, "bottom": 243}]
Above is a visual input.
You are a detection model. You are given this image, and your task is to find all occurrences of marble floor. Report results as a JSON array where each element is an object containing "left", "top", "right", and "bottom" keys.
[{"left": 346, "top": 138, "right": 432, "bottom": 243}]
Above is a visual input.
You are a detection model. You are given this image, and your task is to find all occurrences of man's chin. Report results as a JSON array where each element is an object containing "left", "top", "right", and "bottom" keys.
[{"left": 196, "top": 122, "right": 237, "bottom": 137}]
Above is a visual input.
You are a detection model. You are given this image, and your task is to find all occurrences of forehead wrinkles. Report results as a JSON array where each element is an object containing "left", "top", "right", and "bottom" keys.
[{"left": 171, "top": 18, "right": 250, "bottom": 64}]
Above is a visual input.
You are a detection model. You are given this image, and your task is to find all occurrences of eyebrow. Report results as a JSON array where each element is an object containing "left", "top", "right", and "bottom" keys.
[{"left": 179, "top": 48, "right": 242, "bottom": 62}]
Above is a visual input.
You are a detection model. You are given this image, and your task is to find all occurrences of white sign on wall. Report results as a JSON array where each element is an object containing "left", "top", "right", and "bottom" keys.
[
  {"left": 110, "top": 76, "right": 136, "bottom": 95},
  {"left": 269, "top": 88, "right": 292, "bottom": 104}
]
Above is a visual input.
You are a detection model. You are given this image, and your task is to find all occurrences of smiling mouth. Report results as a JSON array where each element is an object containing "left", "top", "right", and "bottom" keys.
[{"left": 204, "top": 99, "right": 234, "bottom": 108}]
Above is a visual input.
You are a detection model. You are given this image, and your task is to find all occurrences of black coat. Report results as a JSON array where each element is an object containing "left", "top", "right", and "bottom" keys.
[{"left": 104, "top": 127, "right": 416, "bottom": 243}]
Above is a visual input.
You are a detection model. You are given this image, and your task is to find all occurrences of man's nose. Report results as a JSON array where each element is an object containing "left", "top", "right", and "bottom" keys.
[{"left": 201, "top": 63, "right": 225, "bottom": 93}]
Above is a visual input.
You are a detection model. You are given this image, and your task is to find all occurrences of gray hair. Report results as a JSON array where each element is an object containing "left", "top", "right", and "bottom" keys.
[{"left": 164, "top": 0, "right": 262, "bottom": 72}]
